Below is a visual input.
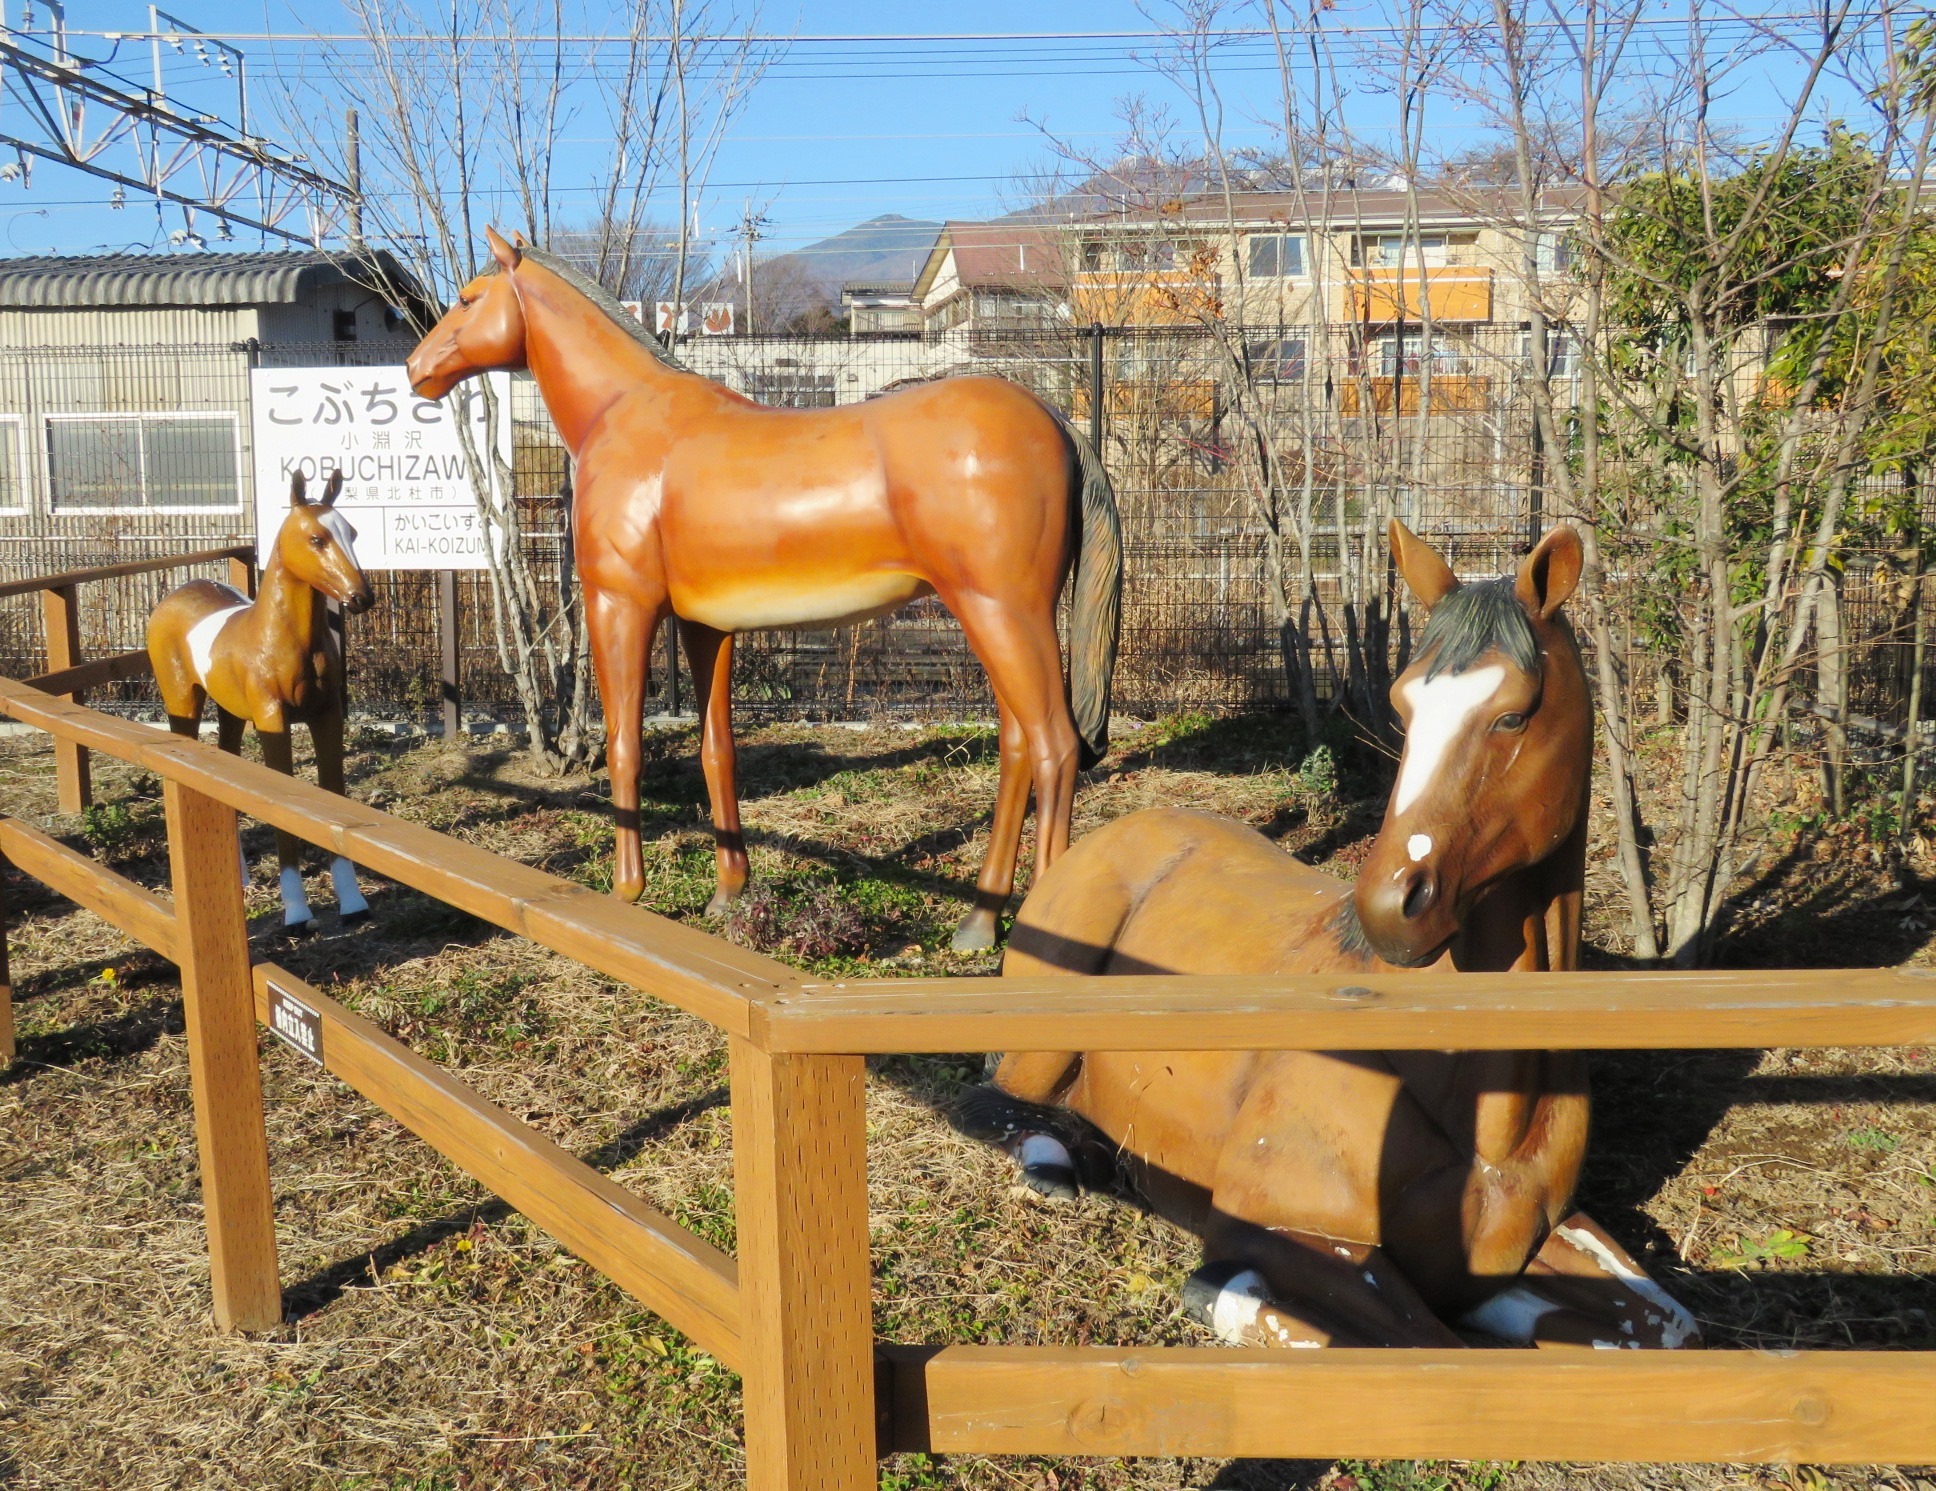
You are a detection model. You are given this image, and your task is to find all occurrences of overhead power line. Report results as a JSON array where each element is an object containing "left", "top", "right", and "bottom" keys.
[{"left": 5, "top": 13, "right": 1887, "bottom": 44}]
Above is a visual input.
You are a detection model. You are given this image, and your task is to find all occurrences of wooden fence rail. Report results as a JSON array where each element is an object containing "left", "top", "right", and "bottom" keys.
[
  {"left": 2, "top": 545, "right": 254, "bottom": 814},
  {"left": 2, "top": 660, "right": 1936, "bottom": 1482}
]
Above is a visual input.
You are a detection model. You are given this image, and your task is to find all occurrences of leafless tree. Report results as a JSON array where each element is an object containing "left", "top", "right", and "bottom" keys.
[
  {"left": 1454, "top": 0, "right": 1935, "bottom": 962},
  {"left": 280, "top": 0, "right": 769, "bottom": 772}
]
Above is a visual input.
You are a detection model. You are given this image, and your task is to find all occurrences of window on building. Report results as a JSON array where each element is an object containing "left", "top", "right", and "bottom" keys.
[
  {"left": 742, "top": 370, "right": 838, "bottom": 408},
  {"left": 1247, "top": 233, "right": 1306, "bottom": 279},
  {"left": 1246, "top": 336, "right": 1308, "bottom": 383},
  {"left": 0, "top": 416, "right": 22, "bottom": 512},
  {"left": 332, "top": 308, "right": 358, "bottom": 341},
  {"left": 1357, "top": 233, "right": 1448, "bottom": 268},
  {"left": 1375, "top": 334, "right": 1469, "bottom": 377},
  {"left": 1532, "top": 232, "right": 1575, "bottom": 274},
  {"left": 1520, "top": 330, "right": 1576, "bottom": 377},
  {"left": 47, "top": 413, "right": 240, "bottom": 511}
]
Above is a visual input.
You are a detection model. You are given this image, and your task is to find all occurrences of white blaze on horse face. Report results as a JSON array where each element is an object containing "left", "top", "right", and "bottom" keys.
[
  {"left": 319, "top": 509, "right": 364, "bottom": 571},
  {"left": 184, "top": 599, "right": 250, "bottom": 685},
  {"left": 1393, "top": 665, "right": 1506, "bottom": 816},
  {"left": 1407, "top": 833, "right": 1433, "bottom": 862}
]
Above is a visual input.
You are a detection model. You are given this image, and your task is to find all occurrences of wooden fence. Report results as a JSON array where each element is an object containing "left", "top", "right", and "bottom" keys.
[{"left": 4, "top": 556, "right": 1936, "bottom": 1486}]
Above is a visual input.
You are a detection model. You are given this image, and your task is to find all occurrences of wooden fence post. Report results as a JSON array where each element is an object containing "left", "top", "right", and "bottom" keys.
[
  {"left": 730, "top": 1037, "right": 874, "bottom": 1491},
  {"left": 163, "top": 779, "right": 282, "bottom": 1331},
  {"left": 228, "top": 550, "right": 256, "bottom": 599},
  {"left": 40, "top": 584, "right": 90, "bottom": 813}
]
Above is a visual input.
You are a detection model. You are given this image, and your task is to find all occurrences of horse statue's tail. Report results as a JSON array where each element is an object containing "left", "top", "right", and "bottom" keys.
[{"left": 1062, "top": 417, "right": 1122, "bottom": 770}]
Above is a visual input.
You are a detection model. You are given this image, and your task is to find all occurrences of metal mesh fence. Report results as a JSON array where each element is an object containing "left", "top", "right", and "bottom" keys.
[{"left": 0, "top": 327, "right": 1924, "bottom": 732}]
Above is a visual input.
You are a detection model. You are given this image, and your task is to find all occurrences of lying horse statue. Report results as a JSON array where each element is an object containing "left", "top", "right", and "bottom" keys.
[
  {"left": 405, "top": 228, "right": 1122, "bottom": 951},
  {"left": 966, "top": 521, "right": 1699, "bottom": 1350},
  {"left": 147, "top": 471, "right": 375, "bottom": 933}
]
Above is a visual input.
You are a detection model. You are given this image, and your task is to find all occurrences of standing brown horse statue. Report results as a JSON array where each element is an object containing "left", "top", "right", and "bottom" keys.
[
  {"left": 963, "top": 521, "right": 1700, "bottom": 1350},
  {"left": 147, "top": 471, "right": 375, "bottom": 933},
  {"left": 405, "top": 228, "right": 1122, "bottom": 950}
]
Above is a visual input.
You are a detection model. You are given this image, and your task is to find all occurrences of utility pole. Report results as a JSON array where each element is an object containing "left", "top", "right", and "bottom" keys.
[
  {"left": 737, "top": 200, "right": 769, "bottom": 334},
  {"left": 345, "top": 108, "right": 363, "bottom": 250}
]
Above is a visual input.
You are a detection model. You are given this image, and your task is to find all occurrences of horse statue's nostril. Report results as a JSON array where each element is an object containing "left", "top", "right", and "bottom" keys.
[{"left": 1401, "top": 870, "right": 1437, "bottom": 921}]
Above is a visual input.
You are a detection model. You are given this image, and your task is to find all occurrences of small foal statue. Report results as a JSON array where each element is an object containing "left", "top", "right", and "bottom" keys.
[{"left": 147, "top": 471, "right": 376, "bottom": 933}]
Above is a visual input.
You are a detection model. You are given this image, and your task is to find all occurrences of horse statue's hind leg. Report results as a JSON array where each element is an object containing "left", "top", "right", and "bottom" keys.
[
  {"left": 944, "top": 592, "right": 1083, "bottom": 952},
  {"left": 679, "top": 620, "right": 749, "bottom": 916},
  {"left": 308, "top": 704, "right": 369, "bottom": 927},
  {"left": 255, "top": 727, "right": 320, "bottom": 932}
]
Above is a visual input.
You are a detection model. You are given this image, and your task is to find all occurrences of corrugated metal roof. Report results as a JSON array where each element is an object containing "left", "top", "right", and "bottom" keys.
[{"left": 0, "top": 249, "right": 425, "bottom": 310}]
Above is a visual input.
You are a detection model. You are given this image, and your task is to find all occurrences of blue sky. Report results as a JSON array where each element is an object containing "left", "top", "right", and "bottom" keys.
[{"left": 0, "top": 0, "right": 1873, "bottom": 261}]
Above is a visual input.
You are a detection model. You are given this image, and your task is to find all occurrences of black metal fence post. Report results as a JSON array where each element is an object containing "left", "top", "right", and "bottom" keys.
[
  {"left": 439, "top": 569, "right": 462, "bottom": 740},
  {"left": 1088, "top": 321, "right": 1105, "bottom": 452}
]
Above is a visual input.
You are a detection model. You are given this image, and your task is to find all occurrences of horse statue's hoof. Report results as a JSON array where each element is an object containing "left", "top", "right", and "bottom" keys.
[
  {"left": 1013, "top": 1133, "right": 1080, "bottom": 1200},
  {"left": 339, "top": 908, "right": 370, "bottom": 930},
  {"left": 278, "top": 916, "right": 320, "bottom": 941},
  {"left": 1181, "top": 1262, "right": 1273, "bottom": 1337},
  {"left": 704, "top": 889, "right": 738, "bottom": 919},
  {"left": 955, "top": 1086, "right": 1084, "bottom": 1200},
  {"left": 950, "top": 908, "right": 1000, "bottom": 953}
]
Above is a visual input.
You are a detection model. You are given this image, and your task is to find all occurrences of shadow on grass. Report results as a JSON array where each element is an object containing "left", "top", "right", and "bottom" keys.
[{"left": 280, "top": 1084, "right": 730, "bottom": 1321}]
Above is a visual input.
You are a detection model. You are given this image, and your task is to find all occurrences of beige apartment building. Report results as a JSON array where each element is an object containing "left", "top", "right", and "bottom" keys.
[{"left": 911, "top": 187, "right": 1582, "bottom": 342}]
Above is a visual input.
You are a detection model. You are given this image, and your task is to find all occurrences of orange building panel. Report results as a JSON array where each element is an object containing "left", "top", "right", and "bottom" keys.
[
  {"left": 1338, "top": 375, "right": 1493, "bottom": 415},
  {"left": 1344, "top": 268, "right": 1493, "bottom": 324}
]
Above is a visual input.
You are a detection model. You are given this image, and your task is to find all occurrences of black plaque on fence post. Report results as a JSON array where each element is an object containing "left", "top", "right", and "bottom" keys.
[
  {"left": 439, "top": 569, "right": 461, "bottom": 740},
  {"left": 265, "top": 980, "right": 324, "bottom": 1068}
]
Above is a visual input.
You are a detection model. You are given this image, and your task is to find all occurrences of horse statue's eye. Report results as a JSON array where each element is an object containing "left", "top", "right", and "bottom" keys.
[
  {"left": 310, "top": 533, "right": 329, "bottom": 547},
  {"left": 1494, "top": 711, "right": 1527, "bottom": 732}
]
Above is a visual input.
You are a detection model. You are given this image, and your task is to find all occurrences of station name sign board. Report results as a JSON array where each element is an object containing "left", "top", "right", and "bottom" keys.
[{"left": 249, "top": 367, "right": 512, "bottom": 571}]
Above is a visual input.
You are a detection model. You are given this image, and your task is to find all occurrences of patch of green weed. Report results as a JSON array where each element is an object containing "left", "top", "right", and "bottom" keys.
[{"left": 1711, "top": 1227, "right": 1811, "bottom": 1269}]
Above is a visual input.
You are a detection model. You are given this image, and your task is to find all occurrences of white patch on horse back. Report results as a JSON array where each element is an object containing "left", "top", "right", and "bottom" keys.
[
  {"left": 681, "top": 571, "right": 933, "bottom": 632},
  {"left": 319, "top": 509, "right": 363, "bottom": 570},
  {"left": 1555, "top": 1223, "right": 1699, "bottom": 1348},
  {"left": 184, "top": 602, "right": 250, "bottom": 685},
  {"left": 1460, "top": 1285, "right": 1560, "bottom": 1343},
  {"left": 1407, "top": 833, "right": 1433, "bottom": 861},
  {"left": 1394, "top": 665, "right": 1505, "bottom": 815}
]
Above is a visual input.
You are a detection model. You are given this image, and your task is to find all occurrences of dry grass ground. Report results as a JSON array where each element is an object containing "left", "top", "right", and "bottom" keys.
[{"left": 2, "top": 711, "right": 1936, "bottom": 1491}]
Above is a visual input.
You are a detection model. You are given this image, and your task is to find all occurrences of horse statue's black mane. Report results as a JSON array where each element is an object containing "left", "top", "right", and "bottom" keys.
[
  {"left": 511, "top": 244, "right": 687, "bottom": 371},
  {"left": 1416, "top": 575, "right": 1540, "bottom": 681}
]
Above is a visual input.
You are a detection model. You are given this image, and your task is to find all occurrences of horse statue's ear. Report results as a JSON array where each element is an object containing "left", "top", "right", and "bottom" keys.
[
  {"left": 289, "top": 471, "right": 308, "bottom": 507},
  {"left": 1389, "top": 518, "right": 1458, "bottom": 609},
  {"left": 512, "top": 229, "right": 530, "bottom": 249},
  {"left": 320, "top": 471, "right": 345, "bottom": 508},
  {"left": 1515, "top": 524, "right": 1584, "bottom": 620},
  {"left": 486, "top": 226, "right": 521, "bottom": 271}
]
